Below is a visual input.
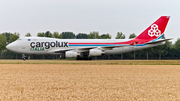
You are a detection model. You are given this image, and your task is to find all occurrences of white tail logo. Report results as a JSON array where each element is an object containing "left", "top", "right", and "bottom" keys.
[{"left": 148, "top": 24, "right": 161, "bottom": 37}]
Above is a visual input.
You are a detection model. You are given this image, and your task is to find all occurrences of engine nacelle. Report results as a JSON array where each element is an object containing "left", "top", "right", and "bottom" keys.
[
  {"left": 89, "top": 49, "right": 105, "bottom": 56},
  {"left": 65, "top": 51, "right": 80, "bottom": 58}
]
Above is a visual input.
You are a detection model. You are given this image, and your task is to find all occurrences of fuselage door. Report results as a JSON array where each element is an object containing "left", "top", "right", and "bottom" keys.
[{"left": 27, "top": 39, "right": 32, "bottom": 51}]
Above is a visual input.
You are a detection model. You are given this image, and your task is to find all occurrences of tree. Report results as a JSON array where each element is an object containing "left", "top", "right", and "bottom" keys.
[
  {"left": 161, "top": 41, "right": 172, "bottom": 59},
  {"left": 37, "top": 32, "right": 45, "bottom": 37},
  {"left": 10, "top": 32, "right": 20, "bottom": 43},
  {"left": 0, "top": 34, "right": 7, "bottom": 59},
  {"left": 143, "top": 48, "right": 153, "bottom": 60},
  {"left": 76, "top": 33, "right": 88, "bottom": 39},
  {"left": 116, "top": 32, "right": 125, "bottom": 39},
  {"left": 100, "top": 33, "right": 111, "bottom": 39},
  {"left": 25, "top": 33, "right": 31, "bottom": 37},
  {"left": 62, "top": 32, "right": 75, "bottom": 39},
  {"left": 37, "top": 31, "right": 53, "bottom": 37},
  {"left": 172, "top": 38, "right": 180, "bottom": 59},
  {"left": 174, "top": 38, "right": 180, "bottom": 51},
  {"left": 129, "top": 33, "right": 137, "bottom": 39},
  {"left": 59, "top": 33, "right": 62, "bottom": 39},
  {"left": 88, "top": 31, "right": 100, "bottom": 39},
  {"left": 0, "top": 34, "right": 7, "bottom": 50},
  {"left": 153, "top": 45, "right": 165, "bottom": 60},
  {"left": 45, "top": 31, "right": 53, "bottom": 37},
  {"left": 52, "top": 32, "right": 62, "bottom": 39},
  {"left": 53, "top": 32, "right": 59, "bottom": 38},
  {"left": 45, "top": 31, "right": 50, "bottom": 37},
  {"left": 152, "top": 34, "right": 166, "bottom": 60},
  {"left": 2, "top": 32, "right": 12, "bottom": 44}
]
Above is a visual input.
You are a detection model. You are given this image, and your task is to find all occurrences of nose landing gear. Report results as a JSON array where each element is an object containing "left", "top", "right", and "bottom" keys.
[{"left": 22, "top": 54, "right": 27, "bottom": 61}]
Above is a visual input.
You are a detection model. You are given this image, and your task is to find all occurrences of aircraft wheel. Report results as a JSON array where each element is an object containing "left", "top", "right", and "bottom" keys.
[
  {"left": 83, "top": 56, "right": 88, "bottom": 60},
  {"left": 23, "top": 57, "right": 26, "bottom": 61},
  {"left": 76, "top": 56, "right": 82, "bottom": 60},
  {"left": 88, "top": 57, "right": 92, "bottom": 60}
]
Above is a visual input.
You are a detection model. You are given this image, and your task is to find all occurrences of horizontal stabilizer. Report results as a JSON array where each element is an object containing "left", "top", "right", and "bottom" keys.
[{"left": 146, "top": 38, "right": 173, "bottom": 44}]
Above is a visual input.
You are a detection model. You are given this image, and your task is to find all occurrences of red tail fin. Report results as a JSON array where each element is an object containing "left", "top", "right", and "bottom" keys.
[{"left": 135, "top": 16, "right": 170, "bottom": 40}]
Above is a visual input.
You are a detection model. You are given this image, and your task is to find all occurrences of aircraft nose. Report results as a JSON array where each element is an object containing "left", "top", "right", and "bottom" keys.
[{"left": 6, "top": 41, "right": 17, "bottom": 52}]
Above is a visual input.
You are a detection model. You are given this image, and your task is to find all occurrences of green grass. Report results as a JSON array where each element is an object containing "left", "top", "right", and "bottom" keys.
[{"left": 1, "top": 60, "right": 180, "bottom": 65}]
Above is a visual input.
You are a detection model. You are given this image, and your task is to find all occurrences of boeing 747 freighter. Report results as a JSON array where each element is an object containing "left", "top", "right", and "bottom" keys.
[{"left": 6, "top": 16, "right": 171, "bottom": 60}]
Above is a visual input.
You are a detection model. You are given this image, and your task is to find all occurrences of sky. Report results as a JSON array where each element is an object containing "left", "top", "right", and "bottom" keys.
[{"left": 0, "top": 0, "right": 179, "bottom": 43}]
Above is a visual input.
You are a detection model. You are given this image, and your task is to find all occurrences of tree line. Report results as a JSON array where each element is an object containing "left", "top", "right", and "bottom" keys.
[{"left": 0, "top": 31, "right": 180, "bottom": 60}]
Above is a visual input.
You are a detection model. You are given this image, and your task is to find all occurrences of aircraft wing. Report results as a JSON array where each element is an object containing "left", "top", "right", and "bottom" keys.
[
  {"left": 146, "top": 38, "right": 173, "bottom": 44},
  {"left": 49, "top": 49, "right": 74, "bottom": 53},
  {"left": 77, "top": 45, "right": 126, "bottom": 50},
  {"left": 52, "top": 45, "right": 127, "bottom": 53},
  {"left": 99, "top": 45, "right": 127, "bottom": 50}
]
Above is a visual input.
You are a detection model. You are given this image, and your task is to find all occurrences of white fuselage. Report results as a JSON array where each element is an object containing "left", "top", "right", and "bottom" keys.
[{"left": 7, "top": 37, "right": 165, "bottom": 55}]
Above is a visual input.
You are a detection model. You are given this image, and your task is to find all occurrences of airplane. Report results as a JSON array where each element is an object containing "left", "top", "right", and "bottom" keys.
[{"left": 6, "top": 16, "right": 171, "bottom": 60}]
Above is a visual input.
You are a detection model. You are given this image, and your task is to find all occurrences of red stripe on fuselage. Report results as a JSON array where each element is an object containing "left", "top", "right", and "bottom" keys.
[{"left": 69, "top": 39, "right": 152, "bottom": 45}]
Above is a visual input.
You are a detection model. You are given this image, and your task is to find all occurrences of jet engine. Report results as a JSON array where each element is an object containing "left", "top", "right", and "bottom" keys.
[
  {"left": 89, "top": 49, "right": 105, "bottom": 56},
  {"left": 65, "top": 51, "right": 80, "bottom": 58}
]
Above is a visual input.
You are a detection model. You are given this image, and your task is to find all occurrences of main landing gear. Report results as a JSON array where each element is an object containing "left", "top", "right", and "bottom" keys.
[
  {"left": 22, "top": 54, "right": 27, "bottom": 61},
  {"left": 76, "top": 56, "right": 92, "bottom": 60}
]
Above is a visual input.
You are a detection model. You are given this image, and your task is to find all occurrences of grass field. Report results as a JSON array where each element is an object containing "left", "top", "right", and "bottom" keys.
[
  {"left": 0, "top": 60, "right": 180, "bottom": 100},
  {"left": 1, "top": 60, "right": 180, "bottom": 65}
]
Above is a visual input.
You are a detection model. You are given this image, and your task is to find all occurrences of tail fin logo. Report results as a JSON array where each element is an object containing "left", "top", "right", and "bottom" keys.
[{"left": 148, "top": 24, "right": 161, "bottom": 37}]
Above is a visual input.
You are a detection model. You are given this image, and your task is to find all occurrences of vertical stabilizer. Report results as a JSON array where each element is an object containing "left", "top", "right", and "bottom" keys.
[{"left": 135, "top": 16, "right": 170, "bottom": 40}]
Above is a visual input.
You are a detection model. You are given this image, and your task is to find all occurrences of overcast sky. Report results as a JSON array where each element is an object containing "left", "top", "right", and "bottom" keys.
[{"left": 0, "top": 0, "right": 179, "bottom": 43}]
